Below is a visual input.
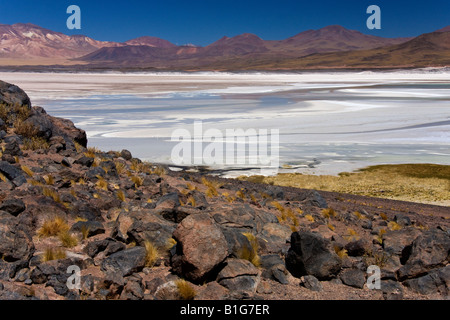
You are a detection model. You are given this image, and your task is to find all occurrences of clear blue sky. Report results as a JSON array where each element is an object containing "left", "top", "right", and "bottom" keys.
[{"left": 1, "top": 0, "right": 449, "bottom": 46}]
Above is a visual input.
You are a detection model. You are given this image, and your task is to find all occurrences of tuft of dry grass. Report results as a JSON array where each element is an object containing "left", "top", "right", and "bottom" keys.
[
  {"left": 21, "top": 165, "right": 34, "bottom": 177},
  {"left": 41, "top": 247, "right": 66, "bottom": 262},
  {"left": 59, "top": 231, "right": 78, "bottom": 248},
  {"left": 345, "top": 228, "right": 360, "bottom": 241},
  {"left": 22, "top": 137, "right": 50, "bottom": 151},
  {"left": 388, "top": 221, "right": 403, "bottom": 231},
  {"left": 375, "top": 229, "right": 386, "bottom": 244},
  {"left": 13, "top": 119, "right": 38, "bottom": 139},
  {"left": 38, "top": 217, "right": 69, "bottom": 238},
  {"left": 95, "top": 176, "right": 108, "bottom": 191},
  {"left": 42, "top": 187, "right": 62, "bottom": 203},
  {"left": 144, "top": 240, "right": 159, "bottom": 267},
  {"left": 114, "top": 161, "right": 127, "bottom": 175},
  {"left": 117, "top": 190, "right": 126, "bottom": 202},
  {"left": 334, "top": 246, "right": 348, "bottom": 259},
  {"left": 175, "top": 279, "right": 196, "bottom": 300},
  {"left": 186, "top": 195, "right": 196, "bottom": 207},
  {"left": 43, "top": 175, "right": 55, "bottom": 186},
  {"left": 80, "top": 225, "right": 90, "bottom": 240},
  {"left": 201, "top": 177, "right": 222, "bottom": 198},
  {"left": 239, "top": 233, "right": 261, "bottom": 267},
  {"left": 321, "top": 208, "right": 337, "bottom": 219},
  {"left": 131, "top": 175, "right": 143, "bottom": 188}
]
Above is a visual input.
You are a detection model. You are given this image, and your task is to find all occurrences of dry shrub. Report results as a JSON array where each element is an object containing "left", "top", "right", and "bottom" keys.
[
  {"left": 175, "top": 279, "right": 196, "bottom": 300},
  {"left": 38, "top": 216, "right": 69, "bottom": 238},
  {"left": 144, "top": 240, "right": 159, "bottom": 267}
]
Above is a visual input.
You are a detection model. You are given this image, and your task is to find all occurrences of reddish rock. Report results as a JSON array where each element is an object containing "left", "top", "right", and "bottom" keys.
[{"left": 172, "top": 213, "right": 228, "bottom": 283}]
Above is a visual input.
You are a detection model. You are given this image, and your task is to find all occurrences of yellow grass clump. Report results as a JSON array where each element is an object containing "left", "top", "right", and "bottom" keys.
[
  {"left": 41, "top": 247, "right": 66, "bottom": 262},
  {"left": 144, "top": 240, "right": 159, "bottom": 267},
  {"left": 239, "top": 232, "right": 261, "bottom": 267},
  {"left": 175, "top": 279, "right": 196, "bottom": 300},
  {"left": 38, "top": 217, "right": 69, "bottom": 238}
]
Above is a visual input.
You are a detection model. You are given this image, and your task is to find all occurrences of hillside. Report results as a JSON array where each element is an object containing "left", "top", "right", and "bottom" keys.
[{"left": 240, "top": 31, "right": 450, "bottom": 70}]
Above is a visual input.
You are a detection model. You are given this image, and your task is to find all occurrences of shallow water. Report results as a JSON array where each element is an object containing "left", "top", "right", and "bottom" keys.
[{"left": 1, "top": 70, "right": 449, "bottom": 176}]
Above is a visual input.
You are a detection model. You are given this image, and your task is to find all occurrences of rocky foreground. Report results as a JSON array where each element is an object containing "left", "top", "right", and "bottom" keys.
[{"left": 0, "top": 80, "right": 449, "bottom": 300}]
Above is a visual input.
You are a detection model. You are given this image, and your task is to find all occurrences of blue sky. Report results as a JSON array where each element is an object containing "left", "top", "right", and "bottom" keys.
[{"left": 1, "top": 0, "right": 449, "bottom": 46}]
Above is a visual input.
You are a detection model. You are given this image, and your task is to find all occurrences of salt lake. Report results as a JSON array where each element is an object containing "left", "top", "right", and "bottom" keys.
[{"left": 1, "top": 70, "right": 449, "bottom": 176}]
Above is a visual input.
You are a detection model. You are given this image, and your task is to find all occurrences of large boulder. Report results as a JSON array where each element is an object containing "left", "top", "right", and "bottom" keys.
[
  {"left": 398, "top": 229, "right": 450, "bottom": 280},
  {"left": 288, "top": 190, "right": 328, "bottom": 208},
  {"left": 126, "top": 209, "right": 176, "bottom": 249},
  {"left": 171, "top": 213, "right": 228, "bottom": 283},
  {"left": 25, "top": 107, "right": 87, "bottom": 148},
  {"left": 286, "top": 230, "right": 342, "bottom": 280},
  {"left": 403, "top": 265, "right": 450, "bottom": 295},
  {"left": 0, "top": 81, "right": 31, "bottom": 108},
  {"left": 0, "top": 80, "right": 87, "bottom": 148},
  {"left": 382, "top": 227, "right": 421, "bottom": 256},
  {"left": 0, "top": 211, "right": 34, "bottom": 262}
]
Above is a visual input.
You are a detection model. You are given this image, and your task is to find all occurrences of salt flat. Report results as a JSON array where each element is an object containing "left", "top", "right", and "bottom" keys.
[{"left": 0, "top": 70, "right": 449, "bottom": 176}]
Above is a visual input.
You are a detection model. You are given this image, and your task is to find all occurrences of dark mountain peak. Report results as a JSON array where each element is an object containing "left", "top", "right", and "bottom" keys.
[
  {"left": 125, "top": 36, "right": 176, "bottom": 48},
  {"left": 436, "top": 26, "right": 450, "bottom": 33},
  {"left": 319, "top": 25, "right": 348, "bottom": 32},
  {"left": 209, "top": 33, "right": 263, "bottom": 47}
]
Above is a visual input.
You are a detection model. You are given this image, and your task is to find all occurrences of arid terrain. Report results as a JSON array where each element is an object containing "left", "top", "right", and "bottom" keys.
[{"left": 0, "top": 80, "right": 449, "bottom": 301}]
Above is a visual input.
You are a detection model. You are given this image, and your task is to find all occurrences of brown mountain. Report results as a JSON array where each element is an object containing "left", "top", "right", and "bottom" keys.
[
  {"left": 1, "top": 23, "right": 448, "bottom": 70},
  {"left": 0, "top": 23, "right": 119, "bottom": 59},
  {"left": 436, "top": 26, "right": 450, "bottom": 32},
  {"left": 267, "top": 25, "right": 411, "bottom": 56},
  {"left": 245, "top": 31, "right": 450, "bottom": 70},
  {"left": 202, "top": 33, "right": 269, "bottom": 57},
  {"left": 124, "top": 36, "right": 176, "bottom": 48},
  {"left": 78, "top": 26, "right": 411, "bottom": 68}
]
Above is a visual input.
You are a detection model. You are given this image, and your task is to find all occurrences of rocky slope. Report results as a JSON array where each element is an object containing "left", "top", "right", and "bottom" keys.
[{"left": 0, "top": 81, "right": 449, "bottom": 300}]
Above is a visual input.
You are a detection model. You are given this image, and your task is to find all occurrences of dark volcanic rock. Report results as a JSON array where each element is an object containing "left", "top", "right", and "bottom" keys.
[
  {"left": 286, "top": 230, "right": 342, "bottom": 280},
  {"left": 70, "top": 220, "right": 105, "bottom": 238},
  {"left": 126, "top": 210, "right": 176, "bottom": 248},
  {"left": 0, "top": 211, "right": 34, "bottom": 262},
  {"left": 381, "top": 280, "right": 404, "bottom": 300},
  {"left": 339, "top": 268, "right": 366, "bottom": 289},
  {"left": 398, "top": 229, "right": 450, "bottom": 280},
  {"left": 289, "top": 190, "right": 328, "bottom": 208},
  {"left": 0, "top": 199, "right": 26, "bottom": 216},
  {"left": 101, "top": 246, "right": 146, "bottom": 277},
  {"left": 300, "top": 275, "right": 323, "bottom": 292},
  {"left": 344, "top": 239, "right": 369, "bottom": 257},
  {"left": 217, "top": 258, "right": 260, "bottom": 293},
  {"left": 403, "top": 265, "right": 450, "bottom": 295},
  {"left": 382, "top": 227, "right": 421, "bottom": 256},
  {"left": 0, "top": 81, "right": 31, "bottom": 107},
  {"left": 120, "top": 149, "right": 132, "bottom": 161},
  {"left": 0, "top": 161, "right": 26, "bottom": 187}
]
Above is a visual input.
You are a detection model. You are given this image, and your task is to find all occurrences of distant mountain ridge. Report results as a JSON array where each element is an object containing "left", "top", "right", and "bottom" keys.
[
  {"left": 0, "top": 23, "right": 449, "bottom": 70},
  {"left": 78, "top": 25, "right": 414, "bottom": 68}
]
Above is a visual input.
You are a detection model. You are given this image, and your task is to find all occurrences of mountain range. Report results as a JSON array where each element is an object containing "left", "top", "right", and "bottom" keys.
[{"left": 0, "top": 23, "right": 449, "bottom": 70}]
